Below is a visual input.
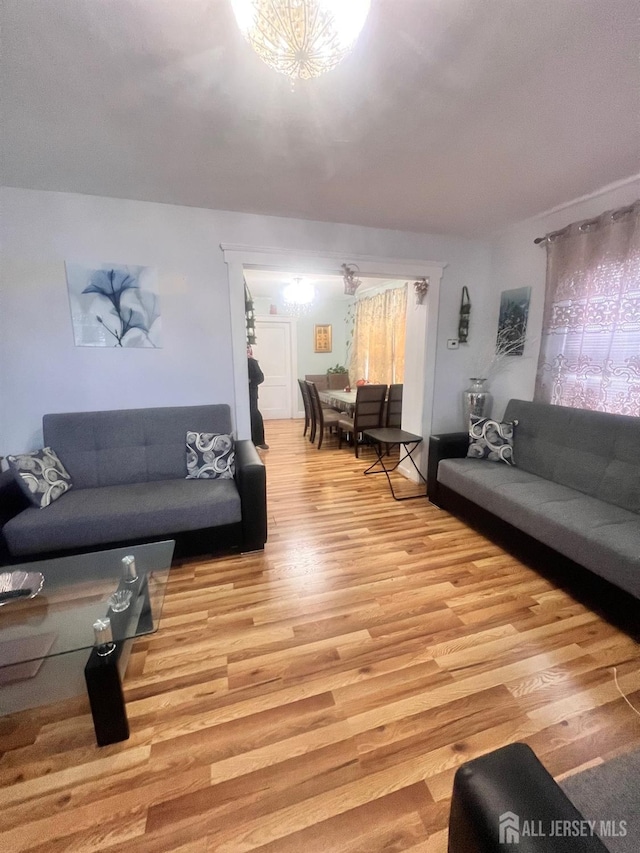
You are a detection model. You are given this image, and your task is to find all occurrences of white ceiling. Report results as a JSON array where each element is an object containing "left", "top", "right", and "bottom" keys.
[{"left": 2, "top": 0, "right": 639, "bottom": 238}]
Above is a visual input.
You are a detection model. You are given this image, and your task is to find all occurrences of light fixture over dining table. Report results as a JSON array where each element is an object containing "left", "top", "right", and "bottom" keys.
[
  {"left": 282, "top": 277, "right": 315, "bottom": 315},
  {"left": 230, "top": 0, "right": 371, "bottom": 81}
]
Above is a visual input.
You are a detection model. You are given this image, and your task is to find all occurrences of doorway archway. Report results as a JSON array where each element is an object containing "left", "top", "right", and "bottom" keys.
[{"left": 222, "top": 245, "right": 445, "bottom": 479}]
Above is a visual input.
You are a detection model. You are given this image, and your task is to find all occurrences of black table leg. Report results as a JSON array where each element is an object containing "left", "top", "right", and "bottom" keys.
[
  {"left": 363, "top": 439, "right": 427, "bottom": 501},
  {"left": 83, "top": 574, "right": 152, "bottom": 746},
  {"left": 84, "top": 643, "right": 130, "bottom": 746}
]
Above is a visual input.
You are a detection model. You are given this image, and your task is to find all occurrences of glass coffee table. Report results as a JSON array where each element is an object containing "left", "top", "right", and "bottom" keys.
[{"left": 0, "top": 540, "right": 174, "bottom": 746}]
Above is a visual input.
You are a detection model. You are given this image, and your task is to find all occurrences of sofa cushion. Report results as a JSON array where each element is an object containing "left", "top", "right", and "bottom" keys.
[
  {"left": 504, "top": 400, "right": 640, "bottom": 513},
  {"left": 186, "top": 432, "right": 235, "bottom": 479},
  {"left": 42, "top": 405, "right": 234, "bottom": 489},
  {"left": 437, "top": 458, "right": 640, "bottom": 598},
  {"left": 467, "top": 416, "right": 517, "bottom": 465},
  {"left": 3, "top": 478, "right": 242, "bottom": 557},
  {"left": 7, "top": 448, "right": 73, "bottom": 508}
]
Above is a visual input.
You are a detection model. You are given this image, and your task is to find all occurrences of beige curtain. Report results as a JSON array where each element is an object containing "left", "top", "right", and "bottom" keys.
[
  {"left": 349, "top": 285, "right": 407, "bottom": 384},
  {"left": 534, "top": 200, "right": 640, "bottom": 415}
]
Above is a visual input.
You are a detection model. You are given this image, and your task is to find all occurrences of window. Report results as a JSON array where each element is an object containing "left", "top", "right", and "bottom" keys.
[
  {"left": 535, "top": 201, "right": 640, "bottom": 416},
  {"left": 349, "top": 285, "right": 407, "bottom": 385}
]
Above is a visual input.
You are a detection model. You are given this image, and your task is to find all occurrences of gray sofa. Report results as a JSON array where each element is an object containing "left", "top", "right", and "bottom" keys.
[
  {"left": 0, "top": 404, "right": 267, "bottom": 563},
  {"left": 428, "top": 399, "right": 640, "bottom": 600}
]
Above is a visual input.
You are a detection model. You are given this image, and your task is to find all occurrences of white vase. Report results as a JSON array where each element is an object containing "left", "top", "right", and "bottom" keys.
[{"left": 463, "top": 378, "right": 492, "bottom": 426}]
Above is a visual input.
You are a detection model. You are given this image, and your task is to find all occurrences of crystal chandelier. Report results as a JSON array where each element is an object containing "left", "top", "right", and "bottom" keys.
[
  {"left": 282, "top": 277, "right": 315, "bottom": 315},
  {"left": 230, "top": 0, "right": 371, "bottom": 80}
]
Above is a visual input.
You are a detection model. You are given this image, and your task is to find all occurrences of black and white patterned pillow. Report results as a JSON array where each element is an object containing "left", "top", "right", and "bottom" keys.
[
  {"left": 7, "top": 447, "right": 73, "bottom": 507},
  {"left": 467, "top": 416, "right": 518, "bottom": 465},
  {"left": 186, "top": 432, "right": 235, "bottom": 479}
]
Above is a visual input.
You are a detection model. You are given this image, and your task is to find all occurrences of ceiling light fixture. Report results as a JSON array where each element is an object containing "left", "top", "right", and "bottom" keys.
[
  {"left": 282, "top": 277, "right": 315, "bottom": 315},
  {"left": 230, "top": 0, "right": 371, "bottom": 81}
]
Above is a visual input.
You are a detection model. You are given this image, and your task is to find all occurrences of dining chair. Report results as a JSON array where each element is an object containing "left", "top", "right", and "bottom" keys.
[
  {"left": 338, "top": 384, "right": 387, "bottom": 457},
  {"left": 304, "top": 373, "right": 329, "bottom": 391},
  {"left": 307, "top": 381, "right": 341, "bottom": 449},
  {"left": 384, "top": 383, "right": 403, "bottom": 455},
  {"left": 298, "top": 378, "right": 312, "bottom": 438},
  {"left": 386, "top": 384, "right": 403, "bottom": 428}
]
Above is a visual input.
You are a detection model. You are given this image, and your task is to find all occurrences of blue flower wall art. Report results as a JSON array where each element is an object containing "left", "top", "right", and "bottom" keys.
[{"left": 66, "top": 262, "right": 162, "bottom": 347}]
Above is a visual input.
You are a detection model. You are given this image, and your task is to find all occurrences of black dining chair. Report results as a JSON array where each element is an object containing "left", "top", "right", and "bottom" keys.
[
  {"left": 337, "top": 384, "right": 387, "bottom": 457},
  {"left": 304, "top": 373, "right": 329, "bottom": 391},
  {"left": 383, "top": 383, "right": 403, "bottom": 455},
  {"left": 385, "top": 384, "right": 403, "bottom": 428},
  {"left": 298, "top": 378, "right": 313, "bottom": 439},
  {"left": 307, "top": 381, "right": 341, "bottom": 449}
]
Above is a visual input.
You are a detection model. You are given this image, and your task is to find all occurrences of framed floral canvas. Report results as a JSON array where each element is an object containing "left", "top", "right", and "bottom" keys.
[{"left": 65, "top": 261, "right": 162, "bottom": 347}]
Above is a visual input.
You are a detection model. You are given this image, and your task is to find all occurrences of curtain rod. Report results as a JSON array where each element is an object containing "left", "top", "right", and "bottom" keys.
[{"left": 533, "top": 200, "right": 639, "bottom": 245}]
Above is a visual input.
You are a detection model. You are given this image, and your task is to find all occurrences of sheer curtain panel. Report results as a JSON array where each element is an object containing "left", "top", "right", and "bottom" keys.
[
  {"left": 534, "top": 201, "right": 640, "bottom": 416},
  {"left": 349, "top": 286, "right": 407, "bottom": 385}
]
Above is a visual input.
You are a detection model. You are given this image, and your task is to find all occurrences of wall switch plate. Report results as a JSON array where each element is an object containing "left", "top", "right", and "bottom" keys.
[{"left": 447, "top": 339, "right": 459, "bottom": 349}]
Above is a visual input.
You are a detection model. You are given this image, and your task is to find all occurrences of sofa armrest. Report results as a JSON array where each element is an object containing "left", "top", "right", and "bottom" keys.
[
  {"left": 234, "top": 440, "right": 267, "bottom": 551},
  {"left": 427, "top": 432, "right": 469, "bottom": 505},
  {"left": 0, "top": 469, "right": 30, "bottom": 565},
  {"left": 448, "top": 743, "right": 609, "bottom": 853}
]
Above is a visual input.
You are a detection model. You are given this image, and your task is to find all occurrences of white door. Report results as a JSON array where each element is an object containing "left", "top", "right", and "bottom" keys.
[{"left": 253, "top": 318, "right": 295, "bottom": 419}]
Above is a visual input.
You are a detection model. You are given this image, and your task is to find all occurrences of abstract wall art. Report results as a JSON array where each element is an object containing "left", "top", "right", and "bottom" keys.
[
  {"left": 65, "top": 262, "right": 162, "bottom": 347},
  {"left": 496, "top": 286, "right": 531, "bottom": 356}
]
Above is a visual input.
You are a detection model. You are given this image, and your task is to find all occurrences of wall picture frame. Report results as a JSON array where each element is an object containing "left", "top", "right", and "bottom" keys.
[
  {"left": 66, "top": 261, "right": 162, "bottom": 347},
  {"left": 314, "top": 324, "right": 332, "bottom": 353},
  {"left": 496, "top": 286, "right": 531, "bottom": 356}
]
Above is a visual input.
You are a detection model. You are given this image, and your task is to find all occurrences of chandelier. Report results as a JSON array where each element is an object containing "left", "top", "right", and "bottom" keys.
[
  {"left": 282, "top": 277, "right": 315, "bottom": 315},
  {"left": 230, "top": 0, "right": 371, "bottom": 80}
]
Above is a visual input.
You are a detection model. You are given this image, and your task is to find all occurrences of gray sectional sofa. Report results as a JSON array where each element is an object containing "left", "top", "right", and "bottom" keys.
[
  {"left": 0, "top": 404, "right": 267, "bottom": 563},
  {"left": 428, "top": 399, "right": 640, "bottom": 600}
]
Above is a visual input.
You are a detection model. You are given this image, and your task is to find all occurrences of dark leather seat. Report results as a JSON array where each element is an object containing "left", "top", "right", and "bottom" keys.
[{"left": 448, "top": 743, "right": 610, "bottom": 852}]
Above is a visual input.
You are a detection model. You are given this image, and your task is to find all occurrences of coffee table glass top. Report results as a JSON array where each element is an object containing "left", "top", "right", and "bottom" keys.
[{"left": 0, "top": 540, "right": 175, "bottom": 666}]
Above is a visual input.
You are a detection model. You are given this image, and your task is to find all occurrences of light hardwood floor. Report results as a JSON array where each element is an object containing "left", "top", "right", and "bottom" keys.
[{"left": 1, "top": 419, "right": 639, "bottom": 852}]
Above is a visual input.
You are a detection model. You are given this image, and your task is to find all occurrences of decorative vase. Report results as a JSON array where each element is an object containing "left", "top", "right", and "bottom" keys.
[{"left": 463, "top": 378, "right": 492, "bottom": 426}]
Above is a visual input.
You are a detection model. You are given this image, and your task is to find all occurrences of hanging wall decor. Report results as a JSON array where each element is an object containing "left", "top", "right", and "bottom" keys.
[
  {"left": 458, "top": 286, "right": 471, "bottom": 343},
  {"left": 314, "top": 324, "right": 332, "bottom": 353},
  {"left": 66, "top": 262, "right": 162, "bottom": 347},
  {"left": 245, "top": 279, "right": 257, "bottom": 344},
  {"left": 413, "top": 278, "right": 429, "bottom": 304},
  {"left": 342, "top": 263, "right": 361, "bottom": 296},
  {"left": 496, "top": 287, "right": 531, "bottom": 356}
]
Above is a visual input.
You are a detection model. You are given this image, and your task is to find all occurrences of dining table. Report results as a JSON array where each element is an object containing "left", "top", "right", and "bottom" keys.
[{"left": 318, "top": 389, "right": 357, "bottom": 415}]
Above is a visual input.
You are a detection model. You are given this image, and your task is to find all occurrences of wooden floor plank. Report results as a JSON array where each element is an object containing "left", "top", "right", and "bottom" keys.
[{"left": 1, "top": 418, "right": 638, "bottom": 852}]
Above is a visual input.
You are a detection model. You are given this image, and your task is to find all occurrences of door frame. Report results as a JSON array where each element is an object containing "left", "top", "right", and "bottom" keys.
[
  {"left": 254, "top": 314, "right": 298, "bottom": 419},
  {"left": 222, "top": 244, "right": 445, "bottom": 480}
]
